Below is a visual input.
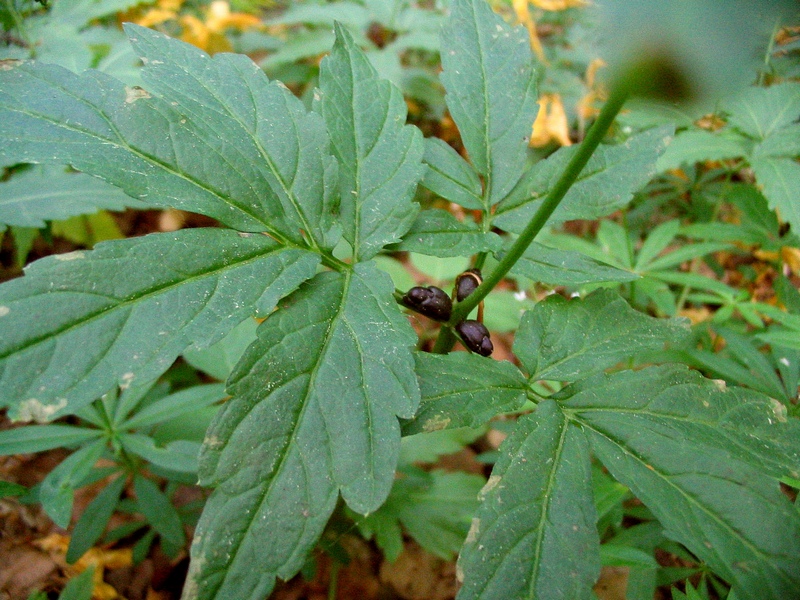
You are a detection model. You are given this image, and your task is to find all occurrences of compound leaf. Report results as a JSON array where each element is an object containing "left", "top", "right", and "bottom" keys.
[
  {"left": 0, "top": 228, "right": 319, "bottom": 419},
  {"left": 0, "top": 24, "right": 339, "bottom": 246},
  {"left": 457, "top": 400, "right": 600, "bottom": 600},
  {"left": 403, "top": 352, "right": 528, "bottom": 435},
  {"left": 392, "top": 208, "right": 502, "bottom": 257},
  {"left": 317, "top": 24, "right": 424, "bottom": 261},
  {"left": 440, "top": 0, "right": 538, "bottom": 205},
  {"left": 184, "top": 262, "right": 419, "bottom": 600},
  {"left": 514, "top": 289, "right": 690, "bottom": 382},
  {"left": 562, "top": 365, "right": 800, "bottom": 600},
  {"left": 494, "top": 126, "right": 674, "bottom": 230}
]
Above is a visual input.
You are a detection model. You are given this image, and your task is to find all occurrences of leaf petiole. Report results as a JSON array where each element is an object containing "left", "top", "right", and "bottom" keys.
[{"left": 432, "top": 82, "right": 632, "bottom": 353}]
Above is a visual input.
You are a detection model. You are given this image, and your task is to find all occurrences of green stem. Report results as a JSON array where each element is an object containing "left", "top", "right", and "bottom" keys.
[
  {"left": 432, "top": 82, "right": 632, "bottom": 353},
  {"left": 4, "top": 0, "right": 31, "bottom": 49}
]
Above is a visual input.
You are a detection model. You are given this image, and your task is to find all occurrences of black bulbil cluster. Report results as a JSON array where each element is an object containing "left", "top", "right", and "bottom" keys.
[{"left": 402, "top": 268, "right": 493, "bottom": 357}]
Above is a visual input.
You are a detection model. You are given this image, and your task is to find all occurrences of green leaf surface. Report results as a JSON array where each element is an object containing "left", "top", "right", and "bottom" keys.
[
  {"left": 440, "top": 0, "right": 538, "bottom": 205},
  {"left": 122, "top": 434, "right": 201, "bottom": 473},
  {"left": 0, "top": 480, "right": 27, "bottom": 498},
  {"left": 0, "top": 229, "right": 318, "bottom": 418},
  {"left": 0, "top": 424, "right": 101, "bottom": 454},
  {"left": 723, "top": 83, "right": 800, "bottom": 141},
  {"left": 0, "top": 166, "right": 149, "bottom": 229},
  {"left": 655, "top": 129, "right": 751, "bottom": 172},
  {"left": 0, "top": 25, "right": 339, "bottom": 245},
  {"left": 391, "top": 208, "right": 502, "bottom": 257},
  {"left": 122, "top": 383, "right": 225, "bottom": 430},
  {"left": 599, "top": 544, "right": 659, "bottom": 568},
  {"left": 750, "top": 156, "right": 800, "bottom": 235},
  {"left": 134, "top": 475, "right": 186, "bottom": 547},
  {"left": 754, "top": 123, "right": 800, "bottom": 159},
  {"left": 508, "top": 241, "right": 640, "bottom": 285},
  {"left": 457, "top": 400, "right": 600, "bottom": 600},
  {"left": 182, "top": 318, "right": 258, "bottom": 381},
  {"left": 421, "top": 137, "right": 483, "bottom": 210},
  {"left": 40, "top": 440, "right": 106, "bottom": 528},
  {"left": 67, "top": 473, "right": 126, "bottom": 563},
  {"left": 57, "top": 566, "right": 95, "bottom": 600},
  {"left": 514, "top": 289, "right": 689, "bottom": 382},
  {"left": 561, "top": 365, "right": 800, "bottom": 599},
  {"left": 399, "top": 427, "right": 485, "bottom": 464},
  {"left": 184, "top": 262, "right": 419, "bottom": 600},
  {"left": 494, "top": 126, "right": 674, "bottom": 230},
  {"left": 403, "top": 352, "right": 528, "bottom": 435},
  {"left": 317, "top": 24, "right": 424, "bottom": 260},
  {"left": 367, "top": 468, "right": 485, "bottom": 561}
]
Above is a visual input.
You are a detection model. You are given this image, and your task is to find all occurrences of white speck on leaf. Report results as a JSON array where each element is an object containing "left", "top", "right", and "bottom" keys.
[
  {"left": 465, "top": 518, "right": 480, "bottom": 544},
  {"left": 125, "top": 86, "right": 151, "bottom": 103},
  {"left": 479, "top": 475, "right": 501, "bottom": 500},
  {"left": 15, "top": 398, "right": 68, "bottom": 423},
  {"left": 422, "top": 414, "right": 450, "bottom": 432},
  {"left": 769, "top": 398, "right": 788, "bottom": 423},
  {"left": 120, "top": 372, "right": 135, "bottom": 389},
  {"left": 0, "top": 306, "right": 9, "bottom": 317},
  {"left": 712, "top": 379, "right": 727, "bottom": 391},
  {"left": 54, "top": 251, "right": 85, "bottom": 261}
]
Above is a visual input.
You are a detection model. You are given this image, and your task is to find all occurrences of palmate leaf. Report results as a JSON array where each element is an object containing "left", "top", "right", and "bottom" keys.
[
  {"left": 560, "top": 365, "right": 800, "bottom": 600},
  {"left": 457, "top": 400, "right": 600, "bottom": 600},
  {"left": 513, "top": 289, "right": 690, "bottom": 382},
  {"left": 440, "top": 0, "right": 538, "bottom": 205},
  {"left": 0, "top": 24, "right": 339, "bottom": 246},
  {"left": 494, "top": 126, "right": 674, "bottom": 231},
  {"left": 0, "top": 229, "right": 318, "bottom": 418},
  {"left": 316, "top": 23, "right": 425, "bottom": 261},
  {"left": 184, "top": 262, "right": 419, "bottom": 599}
]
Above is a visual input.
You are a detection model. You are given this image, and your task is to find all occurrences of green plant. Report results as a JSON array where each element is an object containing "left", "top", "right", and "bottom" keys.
[
  {"left": 1, "top": 1, "right": 799, "bottom": 600},
  {"left": 0, "top": 379, "right": 224, "bottom": 561}
]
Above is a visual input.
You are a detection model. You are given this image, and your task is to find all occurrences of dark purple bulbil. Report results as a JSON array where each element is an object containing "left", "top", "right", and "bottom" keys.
[
  {"left": 456, "top": 320, "right": 493, "bottom": 356},
  {"left": 402, "top": 286, "right": 453, "bottom": 322}
]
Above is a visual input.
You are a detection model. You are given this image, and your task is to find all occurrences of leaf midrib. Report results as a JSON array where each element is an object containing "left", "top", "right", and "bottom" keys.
[
  {"left": 576, "top": 418, "right": 794, "bottom": 586},
  {"left": 0, "top": 241, "right": 292, "bottom": 361},
  {"left": 212, "top": 270, "right": 353, "bottom": 596},
  {"left": 153, "top": 58, "right": 323, "bottom": 250},
  {"left": 4, "top": 67, "right": 292, "bottom": 243}
]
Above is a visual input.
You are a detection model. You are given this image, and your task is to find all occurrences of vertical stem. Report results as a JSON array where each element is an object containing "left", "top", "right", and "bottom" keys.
[{"left": 432, "top": 82, "right": 632, "bottom": 353}]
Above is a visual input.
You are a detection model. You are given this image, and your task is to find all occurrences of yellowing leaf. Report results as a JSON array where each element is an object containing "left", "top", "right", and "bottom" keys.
[
  {"left": 530, "top": 0, "right": 588, "bottom": 9},
  {"left": 577, "top": 58, "right": 607, "bottom": 121},
  {"left": 530, "top": 93, "right": 572, "bottom": 147},
  {"left": 512, "top": 0, "right": 545, "bottom": 62},
  {"left": 781, "top": 246, "right": 800, "bottom": 275},
  {"left": 35, "top": 534, "right": 133, "bottom": 600},
  {"left": 135, "top": 8, "right": 178, "bottom": 27}
]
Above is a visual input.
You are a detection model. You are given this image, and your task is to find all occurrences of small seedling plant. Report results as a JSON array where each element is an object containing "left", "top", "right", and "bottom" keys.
[{"left": 1, "top": 1, "right": 799, "bottom": 599}]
